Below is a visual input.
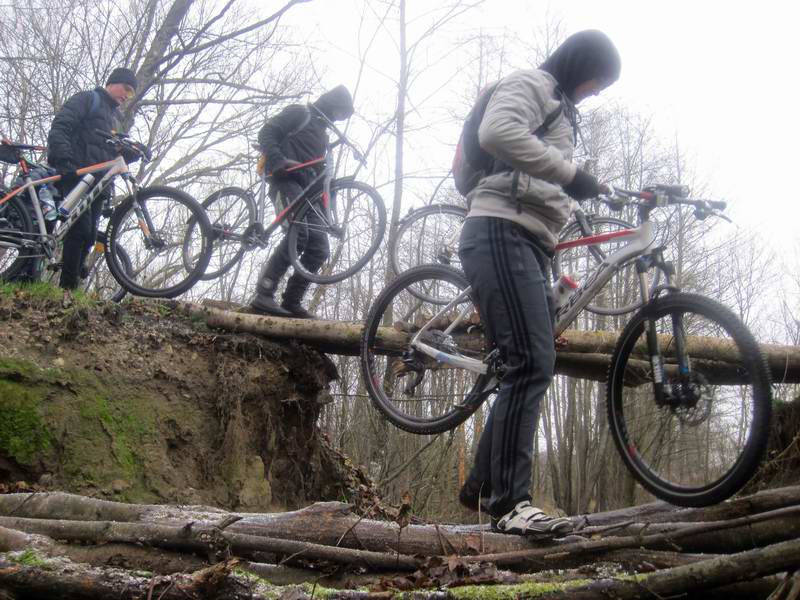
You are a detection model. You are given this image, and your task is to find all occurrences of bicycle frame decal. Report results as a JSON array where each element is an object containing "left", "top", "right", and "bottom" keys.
[
  {"left": 553, "top": 221, "right": 656, "bottom": 335},
  {"left": 54, "top": 157, "right": 129, "bottom": 244},
  {"left": 409, "top": 221, "right": 657, "bottom": 375}
]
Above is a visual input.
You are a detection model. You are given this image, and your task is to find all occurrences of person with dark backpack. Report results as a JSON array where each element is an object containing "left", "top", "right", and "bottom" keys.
[
  {"left": 456, "top": 30, "right": 621, "bottom": 536},
  {"left": 47, "top": 67, "right": 145, "bottom": 290},
  {"left": 248, "top": 85, "right": 354, "bottom": 318}
]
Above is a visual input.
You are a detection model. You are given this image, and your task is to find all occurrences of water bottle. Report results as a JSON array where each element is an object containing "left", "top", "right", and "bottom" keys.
[
  {"left": 57, "top": 173, "right": 95, "bottom": 219},
  {"left": 38, "top": 185, "right": 58, "bottom": 222},
  {"left": 553, "top": 274, "right": 579, "bottom": 313}
]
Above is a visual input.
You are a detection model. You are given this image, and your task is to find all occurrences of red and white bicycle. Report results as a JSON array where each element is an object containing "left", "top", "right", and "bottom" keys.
[{"left": 361, "top": 185, "right": 772, "bottom": 507}]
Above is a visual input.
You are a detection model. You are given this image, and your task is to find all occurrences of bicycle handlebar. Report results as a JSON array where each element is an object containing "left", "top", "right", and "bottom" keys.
[
  {"left": 95, "top": 129, "right": 150, "bottom": 163},
  {"left": 601, "top": 186, "right": 727, "bottom": 212}
]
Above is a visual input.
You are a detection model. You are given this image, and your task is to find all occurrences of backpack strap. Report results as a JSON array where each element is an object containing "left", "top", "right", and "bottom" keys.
[
  {"left": 290, "top": 104, "right": 312, "bottom": 137},
  {"left": 88, "top": 89, "right": 101, "bottom": 119}
]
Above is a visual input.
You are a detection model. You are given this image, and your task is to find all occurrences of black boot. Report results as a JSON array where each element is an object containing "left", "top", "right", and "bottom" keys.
[
  {"left": 280, "top": 274, "right": 317, "bottom": 319},
  {"left": 250, "top": 278, "right": 293, "bottom": 318},
  {"left": 250, "top": 252, "right": 293, "bottom": 317}
]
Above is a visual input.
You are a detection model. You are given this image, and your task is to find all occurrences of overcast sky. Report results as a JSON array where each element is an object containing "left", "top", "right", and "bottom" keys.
[{"left": 279, "top": 0, "right": 799, "bottom": 259}]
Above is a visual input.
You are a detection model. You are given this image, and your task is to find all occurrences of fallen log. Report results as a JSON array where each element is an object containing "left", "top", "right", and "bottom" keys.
[
  {"left": 534, "top": 537, "right": 800, "bottom": 600},
  {"left": 578, "top": 484, "right": 800, "bottom": 526},
  {"left": 464, "top": 505, "right": 800, "bottom": 569},
  {"left": 0, "top": 516, "right": 422, "bottom": 571},
  {"left": 0, "top": 539, "right": 796, "bottom": 600},
  {"left": 3, "top": 487, "right": 800, "bottom": 561},
  {"left": 172, "top": 301, "right": 800, "bottom": 383}
]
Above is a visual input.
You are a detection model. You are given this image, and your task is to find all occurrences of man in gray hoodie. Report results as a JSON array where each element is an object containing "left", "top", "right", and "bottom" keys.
[{"left": 457, "top": 30, "right": 621, "bottom": 536}]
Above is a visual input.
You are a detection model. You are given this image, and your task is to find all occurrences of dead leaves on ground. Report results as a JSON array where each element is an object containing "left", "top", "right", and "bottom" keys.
[{"left": 373, "top": 555, "right": 518, "bottom": 592}]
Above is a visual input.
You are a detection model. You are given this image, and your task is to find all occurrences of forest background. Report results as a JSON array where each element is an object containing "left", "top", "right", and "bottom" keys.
[{"left": 1, "top": 0, "right": 798, "bottom": 521}]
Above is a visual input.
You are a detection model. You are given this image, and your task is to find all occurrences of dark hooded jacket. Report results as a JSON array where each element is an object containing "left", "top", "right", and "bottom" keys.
[
  {"left": 47, "top": 87, "right": 121, "bottom": 171},
  {"left": 258, "top": 85, "right": 354, "bottom": 188},
  {"left": 539, "top": 30, "right": 621, "bottom": 102}
]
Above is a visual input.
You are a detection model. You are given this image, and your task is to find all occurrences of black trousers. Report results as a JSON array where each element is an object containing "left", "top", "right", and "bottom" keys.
[
  {"left": 458, "top": 217, "right": 555, "bottom": 518},
  {"left": 58, "top": 177, "right": 105, "bottom": 290}
]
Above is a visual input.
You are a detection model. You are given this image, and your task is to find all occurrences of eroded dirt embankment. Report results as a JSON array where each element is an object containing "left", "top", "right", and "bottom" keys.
[{"left": 0, "top": 284, "right": 369, "bottom": 511}]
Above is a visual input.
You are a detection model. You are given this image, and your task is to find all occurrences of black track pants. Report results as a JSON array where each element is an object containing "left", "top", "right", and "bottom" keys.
[{"left": 458, "top": 216, "right": 555, "bottom": 518}]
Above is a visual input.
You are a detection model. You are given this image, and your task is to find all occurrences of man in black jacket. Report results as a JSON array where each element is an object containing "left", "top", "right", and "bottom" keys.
[
  {"left": 47, "top": 67, "right": 138, "bottom": 290},
  {"left": 250, "top": 85, "right": 354, "bottom": 318}
]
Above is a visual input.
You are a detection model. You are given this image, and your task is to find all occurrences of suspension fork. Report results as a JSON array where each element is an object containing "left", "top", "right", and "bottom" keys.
[
  {"left": 637, "top": 254, "right": 667, "bottom": 405},
  {"left": 127, "top": 180, "right": 160, "bottom": 248}
]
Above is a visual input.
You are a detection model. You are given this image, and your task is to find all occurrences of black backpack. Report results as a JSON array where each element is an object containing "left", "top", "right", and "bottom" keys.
[{"left": 452, "top": 80, "right": 563, "bottom": 197}]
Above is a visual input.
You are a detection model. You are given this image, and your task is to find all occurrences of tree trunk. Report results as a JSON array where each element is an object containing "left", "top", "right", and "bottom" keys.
[{"left": 176, "top": 301, "right": 800, "bottom": 383}]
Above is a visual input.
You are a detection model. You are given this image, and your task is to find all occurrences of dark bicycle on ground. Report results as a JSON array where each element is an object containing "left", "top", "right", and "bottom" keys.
[
  {"left": 186, "top": 119, "right": 386, "bottom": 285},
  {"left": 362, "top": 185, "right": 772, "bottom": 507}
]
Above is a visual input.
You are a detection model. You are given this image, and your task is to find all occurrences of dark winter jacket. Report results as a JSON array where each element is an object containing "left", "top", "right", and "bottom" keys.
[
  {"left": 47, "top": 87, "right": 120, "bottom": 171},
  {"left": 257, "top": 85, "right": 354, "bottom": 189}
]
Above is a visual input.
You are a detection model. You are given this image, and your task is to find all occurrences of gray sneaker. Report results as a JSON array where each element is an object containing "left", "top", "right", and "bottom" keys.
[{"left": 491, "top": 501, "right": 573, "bottom": 537}]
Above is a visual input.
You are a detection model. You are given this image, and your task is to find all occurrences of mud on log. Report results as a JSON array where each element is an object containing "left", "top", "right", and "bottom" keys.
[{"left": 175, "top": 301, "right": 800, "bottom": 383}]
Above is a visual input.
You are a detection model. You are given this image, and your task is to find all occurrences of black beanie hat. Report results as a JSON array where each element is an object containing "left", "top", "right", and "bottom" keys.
[
  {"left": 539, "top": 30, "right": 621, "bottom": 101},
  {"left": 106, "top": 68, "right": 138, "bottom": 91}
]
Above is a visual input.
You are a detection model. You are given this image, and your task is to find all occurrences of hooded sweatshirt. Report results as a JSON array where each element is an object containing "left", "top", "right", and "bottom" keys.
[
  {"left": 258, "top": 85, "right": 354, "bottom": 188},
  {"left": 466, "top": 30, "right": 620, "bottom": 251}
]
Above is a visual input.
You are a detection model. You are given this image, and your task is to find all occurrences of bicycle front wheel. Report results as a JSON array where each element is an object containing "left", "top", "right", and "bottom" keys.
[
  {"left": 607, "top": 292, "right": 772, "bottom": 507},
  {"left": 107, "top": 186, "right": 213, "bottom": 298},
  {"left": 0, "top": 195, "right": 34, "bottom": 281},
  {"left": 555, "top": 216, "right": 660, "bottom": 316},
  {"left": 195, "top": 186, "right": 256, "bottom": 281},
  {"left": 287, "top": 179, "right": 386, "bottom": 284},
  {"left": 361, "top": 264, "right": 497, "bottom": 435},
  {"left": 83, "top": 235, "right": 132, "bottom": 302}
]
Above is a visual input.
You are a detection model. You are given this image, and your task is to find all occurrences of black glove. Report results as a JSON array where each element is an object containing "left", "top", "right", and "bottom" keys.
[
  {"left": 121, "top": 141, "right": 151, "bottom": 164},
  {"left": 271, "top": 158, "right": 302, "bottom": 178},
  {"left": 562, "top": 168, "right": 604, "bottom": 201},
  {"left": 135, "top": 141, "right": 152, "bottom": 162}
]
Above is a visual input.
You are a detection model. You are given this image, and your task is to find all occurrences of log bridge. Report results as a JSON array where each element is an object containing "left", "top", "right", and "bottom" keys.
[{"left": 173, "top": 300, "right": 800, "bottom": 384}]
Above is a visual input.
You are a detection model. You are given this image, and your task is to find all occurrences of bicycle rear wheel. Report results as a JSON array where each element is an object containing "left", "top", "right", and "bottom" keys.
[
  {"left": 195, "top": 186, "right": 256, "bottom": 281},
  {"left": 0, "top": 195, "right": 35, "bottom": 281},
  {"left": 607, "top": 292, "right": 772, "bottom": 506},
  {"left": 390, "top": 204, "right": 467, "bottom": 276},
  {"left": 555, "top": 216, "right": 660, "bottom": 315},
  {"left": 360, "top": 264, "right": 497, "bottom": 435},
  {"left": 107, "top": 186, "right": 213, "bottom": 298},
  {"left": 287, "top": 179, "right": 386, "bottom": 284}
]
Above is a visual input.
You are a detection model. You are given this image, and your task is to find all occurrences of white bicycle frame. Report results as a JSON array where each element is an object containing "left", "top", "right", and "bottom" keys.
[
  {"left": 409, "top": 220, "right": 657, "bottom": 376},
  {"left": 0, "top": 156, "right": 130, "bottom": 257}
]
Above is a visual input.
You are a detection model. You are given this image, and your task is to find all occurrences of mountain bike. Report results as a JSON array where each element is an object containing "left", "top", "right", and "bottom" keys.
[
  {"left": 389, "top": 200, "right": 660, "bottom": 314},
  {"left": 186, "top": 121, "right": 386, "bottom": 285},
  {"left": 361, "top": 184, "right": 772, "bottom": 507},
  {"left": 0, "top": 134, "right": 213, "bottom": 298}
]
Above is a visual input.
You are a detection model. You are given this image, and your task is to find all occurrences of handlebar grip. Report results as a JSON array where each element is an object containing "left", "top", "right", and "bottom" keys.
[{"left": 709, "top": 200, "right": 726, "bottom": 210}]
